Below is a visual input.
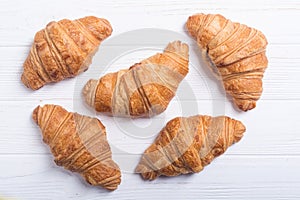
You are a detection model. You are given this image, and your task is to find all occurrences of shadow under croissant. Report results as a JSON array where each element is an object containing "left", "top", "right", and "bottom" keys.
[{"left": 51, "top": 164, "right": 114, "bottom": 193}]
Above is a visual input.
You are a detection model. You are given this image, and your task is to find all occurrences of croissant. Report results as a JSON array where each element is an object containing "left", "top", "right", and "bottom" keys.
[
  {"left": 135, "top": 115, "right": 245, "bottom": 180},
  {"left": 32, "top": 104, "right": 121, "bottom": 190},
  {"left": 83, "top": 41, "right": 189, "bottom": 118},
  {"left": 186, "top": 13, "right": 268, "bottom": 111},
  {"left": 22, "top": 16, "right": 112, "bottom": 90}
]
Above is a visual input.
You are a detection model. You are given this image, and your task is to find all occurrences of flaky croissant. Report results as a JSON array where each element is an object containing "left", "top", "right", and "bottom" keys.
[
  {"left": 22, "top": 16, "right": 112, "bottom": 90},
  {"left": 186, "top": 13, "right": 268, "bottom": 111},
  {"left": 83, "top": 41, "right": 189, "bottom": 118},
  {"left": 135, "top": 115, "right": 245, "bottom": 180},
  {"left": 33, "top": 104, "right": 121, "bottom": 190}
]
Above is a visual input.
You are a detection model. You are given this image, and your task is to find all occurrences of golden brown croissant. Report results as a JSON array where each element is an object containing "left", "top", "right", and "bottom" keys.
[
  {"left": 83, "top": 41, "right": 189, "bottom": 118},
  {"left": 32, "top": 104, "right": 121, "bottom": 190},
  {"left": 186, "top": 13, "right": 268, "bottom": 111},
  {"left": 22, "top": 16, "right": 112, "bottom": 90},
  {"left": 135, "top": 115, "right": 245, "bottom": 180}
]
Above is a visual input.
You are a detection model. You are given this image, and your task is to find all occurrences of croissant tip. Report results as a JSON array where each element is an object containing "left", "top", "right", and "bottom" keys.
[
  {"left": 101, "top": 181, "right": 121, "bottom": 191},
  {"left": 140, "top": 171, "right": 158, "bottom": 181},
  {"left": 21, "top": 74, "right": 30, "bottom": 89},
  {"left": 98, "top": 17, "right": 113, "bottom": 37},
  {"left": 32, "top": 106, "right": 41, "bottom": 124},
  {"left": 78, "top": 16, "right": 113, "bottom": 41},
  {"left": 186, "top": 14, "right": 205, "bottom": 39},
  {"left": 82, "top": 79, "right": 98, "bottom": 108},
  {"left": 237, "top": 101, "right": 257, "bottom": 112},
  {"left": 233, "top": 120, "right": 246, "bottom": 142},
  {"left": 164, "top": 40, "right": 189, "bottom": 59},
  {"left": 135, "top": 163, "right": 158, "bottom": 180},
  {"left": 105, "top": 186, "right": 118, "bottom": 191},
  {"left": 21, "top": 65, "right": 44, "bottom": 90},
  {"left": 22, "top": 80, "right": 42, "bottom": 90}
]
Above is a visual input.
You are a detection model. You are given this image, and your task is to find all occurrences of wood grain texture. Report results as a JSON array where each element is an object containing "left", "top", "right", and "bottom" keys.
[
  {"left": 0, "top": 0, "right": 299, "bottom": 199},
  {"left": 1, "top": 155, "right": 300, "bottom": 199}
]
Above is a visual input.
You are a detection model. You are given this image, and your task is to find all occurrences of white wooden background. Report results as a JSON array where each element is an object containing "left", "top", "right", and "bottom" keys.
[{"left": 1, "top": 0, "right": 300, "bottom": 199}]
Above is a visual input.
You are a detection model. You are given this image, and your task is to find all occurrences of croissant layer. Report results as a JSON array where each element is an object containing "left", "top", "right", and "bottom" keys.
[
  {"left": 33, "top": 104, "right": 121, "bottom": 190},
  {"left": 22, "top": 16, "right": 112, "bottom": 90},
  {"left": 136, "top": 115, "right": 245, "bottom": 180},
  {"left": 83, "top": 41, "right": 189, "bottom": 118},
  {"left": 186, "top": 13, "right": 268, "bottom": 111}
]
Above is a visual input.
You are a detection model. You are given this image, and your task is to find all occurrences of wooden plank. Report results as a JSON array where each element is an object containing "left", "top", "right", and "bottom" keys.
[
  {"left": 0, "top": 0, "right": 300, "bottom": 199},
  {"left": 0, "top": 1, "right": 299, "bottom": 46},
  {"left": 0, "top": 155, "right": 299, "bottom": 199},
  {"left": 0, "top": 43, "right": 300, "bottom": 101},
  {"left": 0, "top": 100, "right": 299, "bottom": 156}
]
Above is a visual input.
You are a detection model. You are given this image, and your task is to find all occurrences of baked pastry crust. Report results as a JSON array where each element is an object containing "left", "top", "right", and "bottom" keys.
[
  {"left": 22, "top": 16, "right": 112, "bottom": 90},
  {"left": 136, "top": 115, "right": 245, "bottom": 180},
  {"left": 83, "top": 41, "right": 189, "bottom": 117},
  {"left": 186, "top": 13, "right": 268, "bottom": 111},
  {"left": 33, "top": 104, "right": 121, "bottom": 190}
]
